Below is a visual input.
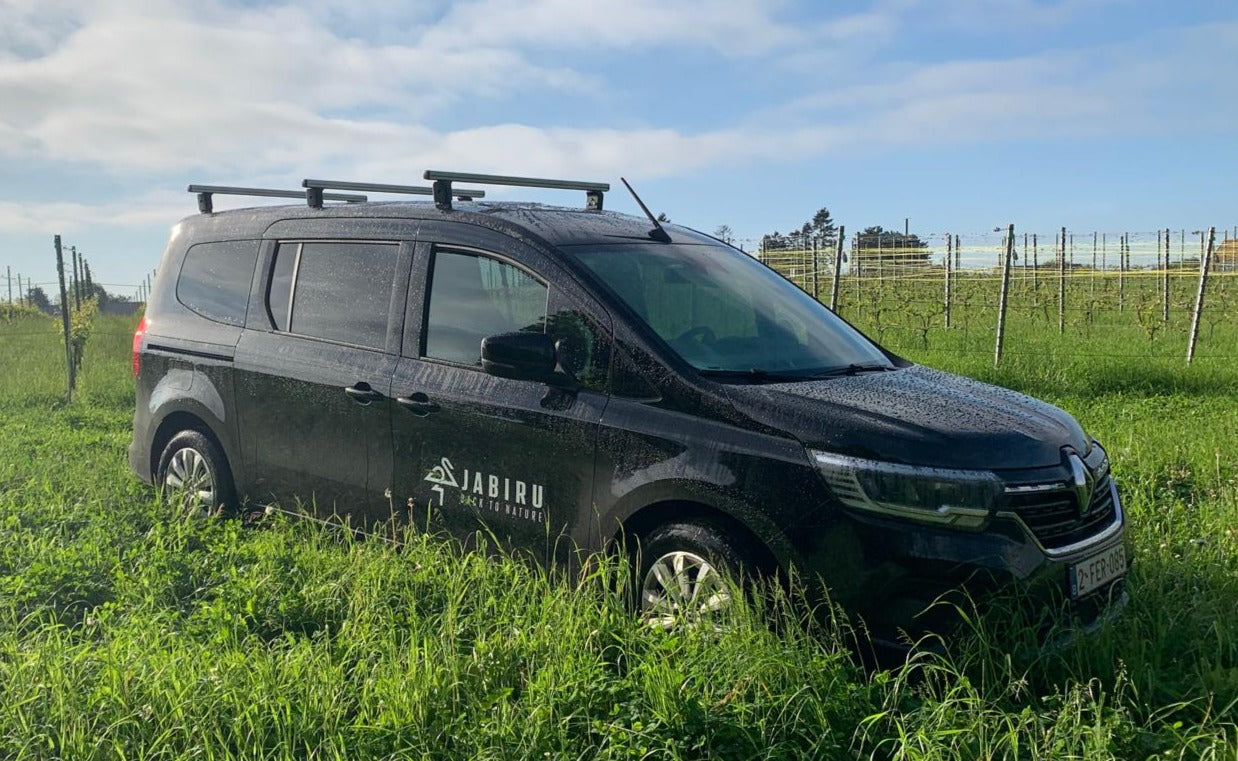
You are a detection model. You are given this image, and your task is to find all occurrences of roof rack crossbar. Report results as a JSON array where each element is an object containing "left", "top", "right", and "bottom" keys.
[
  {"left": 302, "top": 179, "right": 485, "bottom": 208},
  {"left": 422, "top": 170, "right": 609, "bottom": 212},
  {"left": 188, "top": 184, "right": 367, "bottom": 214}
]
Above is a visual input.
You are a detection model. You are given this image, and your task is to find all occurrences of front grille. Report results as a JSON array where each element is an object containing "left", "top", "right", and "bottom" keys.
[{"left": 1006, "top": 474, "right": 1116, "bottom": 550}]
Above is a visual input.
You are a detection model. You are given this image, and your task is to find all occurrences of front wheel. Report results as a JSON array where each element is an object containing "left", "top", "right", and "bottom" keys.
[
  {"left": 157, "top": 430, "right": 236, "bottom": 516},
  {"left": 636, "top": 520, "right": 755, "bottom": 628}
]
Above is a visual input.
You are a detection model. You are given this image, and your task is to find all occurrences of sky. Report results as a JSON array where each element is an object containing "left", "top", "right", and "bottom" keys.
[{"left": 1, "top": 0, "right": 1235, "bottom": 298}]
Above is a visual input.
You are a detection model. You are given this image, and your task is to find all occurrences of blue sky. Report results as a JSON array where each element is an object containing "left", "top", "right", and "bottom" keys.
[{"left": 1, "top": 0, "right": 1235, "bottom": 298}]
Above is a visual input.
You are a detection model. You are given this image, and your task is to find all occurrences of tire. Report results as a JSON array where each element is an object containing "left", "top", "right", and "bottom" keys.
[
  {"left": 634, "top": 520, "right": 757, "bottom": 628},
  {"left": 156, "top": 430, "right": 237, "bottom": 517}
]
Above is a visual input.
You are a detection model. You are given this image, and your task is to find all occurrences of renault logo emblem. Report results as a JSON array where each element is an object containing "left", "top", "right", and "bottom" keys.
[{"left": 1065, "top": 451, "right": 1095, "bottom": 516}]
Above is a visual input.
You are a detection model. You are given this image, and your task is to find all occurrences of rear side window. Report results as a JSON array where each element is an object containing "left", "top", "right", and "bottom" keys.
[
  {"left": 176, "top": 240, "right": 259, "bottom": 326},
  {"left": 424, "top": 250, "right": 548, "bottom": 365},
  {"left": 267, "top": 241, "right": 398, "bottom": 349}
]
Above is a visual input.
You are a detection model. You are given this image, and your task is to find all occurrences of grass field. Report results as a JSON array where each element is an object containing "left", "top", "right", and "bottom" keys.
[{"left": 1, "top": 306, "right": 1236, "bottom": 759}]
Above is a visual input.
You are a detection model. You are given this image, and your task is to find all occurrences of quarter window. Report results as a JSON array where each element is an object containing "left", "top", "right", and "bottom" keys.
[
  {"left": 176, "top": 240, "right": 259, "bottom": 326},
  {"left": 267, "top": 241, "right": 398, "bottom": 349},
  {"left": 424, "top": 250, "right": 548, "bottom": 365}
]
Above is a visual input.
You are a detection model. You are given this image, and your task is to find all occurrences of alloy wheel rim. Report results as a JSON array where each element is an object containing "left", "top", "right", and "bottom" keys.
[
  {"left": 164, "top": 447, "right": 216, "bottom": 513},
  {"left": 640, "top": 550, "right": 732, "bottom": 627}
]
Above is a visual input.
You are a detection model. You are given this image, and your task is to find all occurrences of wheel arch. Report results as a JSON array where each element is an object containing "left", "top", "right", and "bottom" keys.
[
  {"left": 610, "top": 499, "right": 784, "bottom": 578},
  {"left": 149, "top": 410, "right": 233, "bottom": 484}
]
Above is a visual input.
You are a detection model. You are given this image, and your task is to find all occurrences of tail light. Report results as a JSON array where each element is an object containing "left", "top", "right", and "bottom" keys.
[{"left": 132, "top": 315, "right": 147, "bottom": 377}]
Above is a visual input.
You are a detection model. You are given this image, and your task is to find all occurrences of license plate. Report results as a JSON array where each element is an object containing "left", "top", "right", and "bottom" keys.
[{"left": 1069, "top": 543, "right": 1127, "bottom": 598}]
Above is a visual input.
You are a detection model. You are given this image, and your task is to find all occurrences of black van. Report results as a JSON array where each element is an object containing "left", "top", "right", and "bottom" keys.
[{"left": 130, "top": 172, "right": 1128, "bottom": 646}]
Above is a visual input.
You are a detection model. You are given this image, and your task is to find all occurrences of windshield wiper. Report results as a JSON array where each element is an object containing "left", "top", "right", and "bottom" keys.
[
  {"left": 699, "top": 368, "right": 810, "bottom": 383},
  {"left": 700, "top": 363, "right": 895, "bottom": 383},
  {"left": 816, "top": 363, "right": 896, "bottom": 377}
]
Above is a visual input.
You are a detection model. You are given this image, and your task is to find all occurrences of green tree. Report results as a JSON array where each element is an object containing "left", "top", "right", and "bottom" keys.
[
  {"left": 25, "top": 286, "right": 52, "bottom": 314},
  {"left": 805, "top": 207, "right": 838, "bottom": 247},
  {"left": 86, "top": 282, "right": 111, "bottom": 310},
  {"left": 761, "top": 231, "right": 791, "bottom": 251},
  {"left": 853, "top": 226, "right": 931, "bottom": 273}
]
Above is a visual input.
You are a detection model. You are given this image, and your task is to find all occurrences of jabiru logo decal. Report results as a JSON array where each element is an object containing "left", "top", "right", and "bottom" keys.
[{"left": 424, "top": 456, "right": 545, "bottom": 524}]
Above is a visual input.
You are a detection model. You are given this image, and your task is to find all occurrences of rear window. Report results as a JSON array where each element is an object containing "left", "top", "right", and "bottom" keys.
[
  {"left": 176, "top": 240, "right": 259, "bottom": 326},
  {"left": 267, "top": 241, "right": 399, "bottom": 349}
]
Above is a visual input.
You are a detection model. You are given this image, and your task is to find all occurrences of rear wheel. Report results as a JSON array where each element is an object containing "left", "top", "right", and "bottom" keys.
[
  {"left": 157, "top": 430, "right": 236, "bottom": 516},
  {"left": 636, "top": 520, "right": 756, "bottom": 628}
]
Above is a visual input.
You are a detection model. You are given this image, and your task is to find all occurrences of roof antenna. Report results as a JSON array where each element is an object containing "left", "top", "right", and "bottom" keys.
[{"left": 620, "top": 177, "right": 671, "bottom": 243}]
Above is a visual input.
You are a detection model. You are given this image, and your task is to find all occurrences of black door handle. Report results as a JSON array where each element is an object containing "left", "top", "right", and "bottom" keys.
[
  {"left": 344, "top": 383, "right": 383, "bottom": 405},
  {"left": 396, "top": 392, "right": 440, "bottom": 417}
]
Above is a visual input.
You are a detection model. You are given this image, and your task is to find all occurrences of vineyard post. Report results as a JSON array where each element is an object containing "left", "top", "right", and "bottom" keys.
[
  {"left": 876, "top": 233, "right": 883, "bottom": 283},
  {"left": 75, "top": 247, "right": 85, "bottom": 309},
  {"left": 1186, "top": 227, "right": 1216, "bottom": 364},
  {"left": 70, "top": 245, "right": 80, "bottom": 310},
  {"left": 1058, "top": 227, "right": 1066, "bottom": 334},
  {"left": 1118, "top": 234, "right": 1126, "bottom": 311},
  {"left": 1022, "top": 232, "right": 1029, "bottom": 286},
  {"left": 853, "top": 236, "right": 860, "bottom": 305},
  {"left": 811, "top": 237, "right": 819, "bottom": 299},
  {"left": 802, "top": 238, "right": 810, "bottom": 296},
  {"left": 954, "top": 234, "right": 961, "bottom": 272},
  {"left": 1091, "top": 232, "right": 1097, "bottom": 298},
  {"left": 1032, "top": 234, "right": 1038, "bottom": 288},
  {"left": 944, "top": 233, "right": 952, "bottom": 328},
  {"left": 830, "top": 226, "right": 845, "bottom": 312},
  {"left": 17, "top": 274, "right": 23, "bottom": 306},
  {"left": 54, "top": 235, "right": 75, "bottom": 396},
  {"left": 994, "top": 224, "right": 1015, "bottom": 367},
  {"left": 1162, "top": 227, "right": 1170, "bottom": 321},
  {"left": 1069, "top": 232, "right": 1075, "bottom": 320},
  {"left": 1156, "top": 230, "right": 1163, "bottom": 305},
  {"left": 5, "top": 265, "right": 9, "bottom": 304}
]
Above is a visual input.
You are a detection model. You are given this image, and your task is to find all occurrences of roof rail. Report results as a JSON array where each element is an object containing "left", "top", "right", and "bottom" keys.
[
  {"left": 423, "top": 170, "right": 609, "bottom": 212},
  {"left": 302, "top": 179, "right": 486, "bottom": 209},
  {"left": 188, "top": 184, "right": 366, "bottom": 214}
]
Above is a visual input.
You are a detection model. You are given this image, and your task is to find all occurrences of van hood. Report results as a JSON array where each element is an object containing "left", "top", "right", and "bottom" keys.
[{"left": 723, "top": 365, "right": 1088, "bottom": 470}]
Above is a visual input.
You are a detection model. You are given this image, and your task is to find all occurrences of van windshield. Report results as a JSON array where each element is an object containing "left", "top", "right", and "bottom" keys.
[{"left": 568, "top": 243, "right": 892, "bottom": 379}]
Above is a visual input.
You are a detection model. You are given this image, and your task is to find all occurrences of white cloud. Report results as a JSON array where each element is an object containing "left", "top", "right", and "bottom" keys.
[
  {"left": 0, "top": 1, "right": 1235, "bottom": 237},
  {"left": 0, "top": 190, "right": 188, "bottom": 234},
  {"left": 422, "top": 0, "right": 811, "bottom": 56},
  {"left": 0, "top": 1, "right": 594, "bottom": 171},
  {"left": 775, "top": 20, "right": 1238, "bottom": 146},
  {"left": 878, "top": 0, "right": 1118, "bottom": 32},
  {"left": 0, "top": 0, "right": 862, "bottom": 180}
]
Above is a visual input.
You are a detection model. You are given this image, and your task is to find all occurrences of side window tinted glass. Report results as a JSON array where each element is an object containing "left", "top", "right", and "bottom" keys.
[
  {"left": 545, "top": 298, "right": 610, "bottom": 393},
  {"left": 270, "top": 241, "right": 397, "bottom": 348},
  {"left": 267, "top": 242, "right": 296, "bottom": 331},
  {"left": 176, "top": 240, "right": 259, "bottom": 326},
  {"left": 425, "top": 250, "right": 548, "bottom": 365}
]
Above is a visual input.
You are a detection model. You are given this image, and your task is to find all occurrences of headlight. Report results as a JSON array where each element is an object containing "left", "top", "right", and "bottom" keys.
[{"left": 809, "top": 450, "right": 1002, "bottom": 530}]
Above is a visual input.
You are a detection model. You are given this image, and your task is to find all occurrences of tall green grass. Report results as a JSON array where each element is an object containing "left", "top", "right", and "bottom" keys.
[{"left": 1, "top": 310, "right": 1236, "bottom": 759}]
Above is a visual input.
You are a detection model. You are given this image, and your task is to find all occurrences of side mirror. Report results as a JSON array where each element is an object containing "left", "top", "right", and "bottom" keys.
[{"left": 481, "top": 331, "right": 563, "bottom": 385}]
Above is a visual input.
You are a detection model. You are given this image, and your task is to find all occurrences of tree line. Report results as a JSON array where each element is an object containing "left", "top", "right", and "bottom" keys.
[{"left": 750, "top": 207, "right": 932, "bottom": 267}]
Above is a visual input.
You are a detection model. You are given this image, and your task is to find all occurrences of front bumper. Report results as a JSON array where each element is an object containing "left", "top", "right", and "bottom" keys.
[{"left": 795, "top": 480, "right": 1129, "bottom": 646}]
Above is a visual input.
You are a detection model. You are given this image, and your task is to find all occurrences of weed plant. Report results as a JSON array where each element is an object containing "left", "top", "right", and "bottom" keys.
[{"left": 0, "top": 312, "right": 1236, "bottom": 758}]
